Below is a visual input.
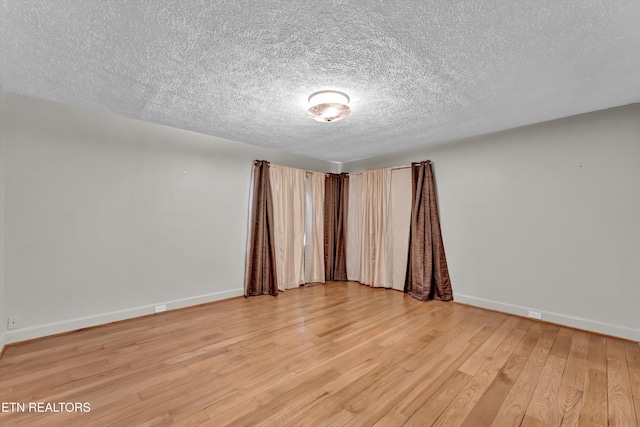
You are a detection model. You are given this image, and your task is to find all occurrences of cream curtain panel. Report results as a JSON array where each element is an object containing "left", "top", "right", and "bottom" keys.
[
  {"left": 389, "top": 168, "right": 412, "bottom": 290},
  {"left": 359, "top": 169, "right": 389, "bottom": 287},
  {"left": 346, "top": 168, "right": 412, "bottom": 289},
  {"left": 269, "top": 165, "right": 306, "bottom": 290},
  {"left": 304, "top": 172, "right": 325, "bottom": 284}
]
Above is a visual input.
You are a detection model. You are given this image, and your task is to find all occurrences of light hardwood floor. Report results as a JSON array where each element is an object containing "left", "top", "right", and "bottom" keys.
[{"left": 1, "top": 282, "right": 639, "bottom": 426}]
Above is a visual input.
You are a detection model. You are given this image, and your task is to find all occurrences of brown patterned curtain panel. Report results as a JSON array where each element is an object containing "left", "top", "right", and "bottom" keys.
[
  {"left": 245, "top": 160, "right": 279, "bottom": 296},
  {"left": 324, "top": 173, "right": 349, "bottom": 281},
  {"left": 405, "top": 161, "right": 453, "bottom": 301}
]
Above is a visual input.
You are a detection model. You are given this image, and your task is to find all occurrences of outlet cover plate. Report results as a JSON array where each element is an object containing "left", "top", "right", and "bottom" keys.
[
  {"left": 528, "top": 310, "right": 542, "bottom": 320},
  {"left": 155, "top": 305, "right": 167, "bottom": 313},
  {"left": 8, "top": 316, "right": 19, "bottom": 330}
]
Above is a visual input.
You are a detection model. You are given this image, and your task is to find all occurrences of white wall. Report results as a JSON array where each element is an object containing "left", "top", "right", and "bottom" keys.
[
  {"left": 344, "top": 103, "right": 640, "bottom": 341},
  {"left": 3, "top": 94, "right": 639, "bottom": 347},
  {"left": 0, "top": 83, "right": 6, "bottom": 349},
  {"left": 3, "top": 93, "right": 337, "bottom": 345}
]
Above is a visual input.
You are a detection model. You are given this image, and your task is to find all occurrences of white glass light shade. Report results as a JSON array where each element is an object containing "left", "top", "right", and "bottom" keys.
[{"left": 307, "top": 90, "right": 351, "bottom": 122}]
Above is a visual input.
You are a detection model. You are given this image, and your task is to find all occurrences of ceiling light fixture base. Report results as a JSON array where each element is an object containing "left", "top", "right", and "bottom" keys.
[{"left": 307, "top": 90, "right": 351, "bottom": 123}]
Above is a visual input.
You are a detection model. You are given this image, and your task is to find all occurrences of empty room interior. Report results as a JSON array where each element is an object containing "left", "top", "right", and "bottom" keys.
[{"left": 1, "top": 1, "right": 640, "bottom": 426}]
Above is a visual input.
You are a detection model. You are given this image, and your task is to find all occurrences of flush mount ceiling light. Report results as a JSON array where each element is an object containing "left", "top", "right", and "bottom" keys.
[{"left": 307, "top": 90, "right": 351, "bottom": 122}]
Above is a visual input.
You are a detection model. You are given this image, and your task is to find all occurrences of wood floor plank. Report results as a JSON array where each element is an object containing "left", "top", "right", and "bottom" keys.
[
  {"left": 520, "top": 328, "right": 574, "bottom": 427},
  {"left": 460, "top": 322, "right": 542, "bottom": 427},
  {"left": 431, "top": 326, "right": 529, "bottom": 427},
  {"left": 403, "top": 370, "right": 472, "bottom": 426},
  {"left": 373, "top": 339, "right": 480, "bottom": 425},
  {"left": 555, "top": 330, "right": 589, "bottom": 426},
  {"left": 0, "top": 282, "right": 638, "bottom": 427},
  {"left": 578, "top": 334, "right": 609, "bottom": 427},
  {"left": 607, "top": 337, "right": 637, "bottom": 426},
  {"left": 344, "top": 330, "right": 492, "bottom": 426},
  {"left": 626, "top": 341, "right": 640, "bottom": 426},
  {"left": 579, "top": 369, "right": 607, "bottom": 427},
  {"left": 490, "top": 323, "right": 559, "bottom": 427},
  {"left": 457, "top": 316, "right": 520, "bottom": 376}
]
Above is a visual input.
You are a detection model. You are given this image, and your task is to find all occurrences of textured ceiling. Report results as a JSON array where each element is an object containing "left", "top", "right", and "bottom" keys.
[{"left": 2, "top": 1, "right": 640, "bottom": 162}]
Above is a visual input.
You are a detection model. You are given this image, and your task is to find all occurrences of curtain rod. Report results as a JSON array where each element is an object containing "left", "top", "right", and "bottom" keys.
[
  {"left": 259, "top": 161, "right": 327, "bottom": 174},
  {"left": 388, "top": 164, "right": 412, "bottom": 170},
  {"left": 345, "top": 162, "right": 429, "bottom": 175},
  {"left": 257, "top": 160, "right": 430, "bottom": 175}
]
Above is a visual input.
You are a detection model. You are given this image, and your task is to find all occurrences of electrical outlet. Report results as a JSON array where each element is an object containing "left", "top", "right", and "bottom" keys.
[
  {"left": 8, "top": 316, "right": 19, "bottom": 330},
  {"left": 155, "top": 305, "right": 166, "bottom": 313},
  {"left": 528, "top": 310, "right": 542, "bottom": 320}
]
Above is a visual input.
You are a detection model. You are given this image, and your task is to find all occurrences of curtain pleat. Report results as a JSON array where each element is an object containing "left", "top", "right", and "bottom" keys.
[
  {"left": 270, "top": 165, "right": 306, "bottom": 290},
  {"left": 245, "top": 160, "right": 278, "bottom": 296},
  {"left": 405, "top": 161, "right": 453, "bottom": 301},
  {"left": 324, "top": 173, "right": 349, "bottom": 281},
  {"left": 384, "top": 169, "right": 394, "bottom": 286},
  {"left": 346, "top": 173, "right": 363, "bottom": 281}
]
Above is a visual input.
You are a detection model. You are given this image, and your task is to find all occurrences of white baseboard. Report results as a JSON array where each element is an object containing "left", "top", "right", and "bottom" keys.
[
  {"left": 1, "top": 288, "right": 244, "bottom": 347},
  {"left": 454, "top": 293, "right": 640, "bottom": 342}
]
